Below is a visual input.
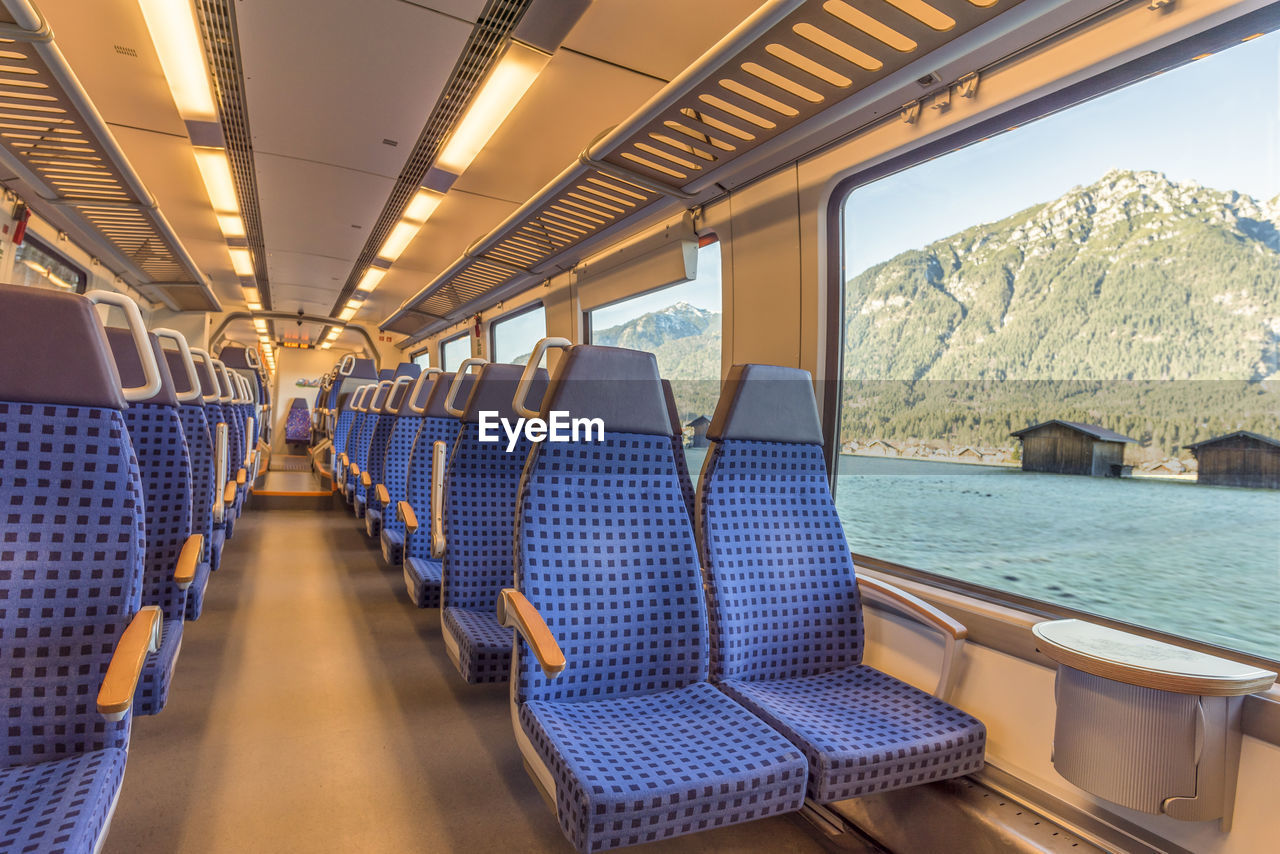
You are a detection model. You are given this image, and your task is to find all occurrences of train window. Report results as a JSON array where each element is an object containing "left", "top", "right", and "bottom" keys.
[
  {"left": 490, "top": 303, "right": 546, "bottom": 365},
  {"left": 439, "top": 332, "right": 471, "bottom": 372},
  {"left": 587, "top": 239, "right": 722, "bottom": 473},
  {"left": 412, "top": 351, "right": 432, "bottom": 370},
  {"left": 13, "top": 235, "right": 87, "bottom": 293},
  {"left": 835, "top": 32, "right": 1280, "bottom": 660}
]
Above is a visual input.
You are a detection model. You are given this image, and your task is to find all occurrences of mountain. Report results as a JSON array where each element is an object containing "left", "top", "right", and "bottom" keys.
[
  {"left": 593, "top": 301, "right": 716, "bottom": 351},
  {"left": 841, "top": 169, "right": 1280, "bottom": 456}
]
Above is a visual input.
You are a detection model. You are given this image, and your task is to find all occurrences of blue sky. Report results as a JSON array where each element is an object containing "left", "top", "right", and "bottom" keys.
[
  {"left": 589, "top": 241, "right": 722, "bottom": 331},
  {"left": 844, "top": 30, "right": 1280, "bottom": 276},
  {"left": 491, "top": 304, "right": 546, "bottom": 364}
]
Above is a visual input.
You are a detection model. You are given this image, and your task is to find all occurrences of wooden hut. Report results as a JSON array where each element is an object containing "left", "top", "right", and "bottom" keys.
[
  {"left": 1186, "top": 431, "right": 1280, "bottom": 489},
  {"left": 686, "top": 415, "right": 712, "bottom": 448},
  {"left": 1010, "top": 420, "right": 1136, "bottom": 477}
]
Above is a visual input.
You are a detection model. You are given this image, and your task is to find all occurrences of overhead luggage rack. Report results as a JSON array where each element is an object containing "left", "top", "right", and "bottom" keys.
[
  {"left": 0, "top": 1, "right": 219, "bottom": 310},
  {"left": 384, "top": 0, "right": 1024, "bottom": 341}
]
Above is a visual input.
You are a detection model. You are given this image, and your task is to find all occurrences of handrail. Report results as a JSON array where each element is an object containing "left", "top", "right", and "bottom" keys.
[
  {"left": 151, "top": 328, "right": 201, "bottom": 404},
  {"left": 339, "top": 354, "right": 356, "bottom": 375},
  {"left": 189, "top": 348, "right": 221, "bottom": 403},
  {"left": 513, "top": 337, "right": 569, "bottom": 418},
  {"left": 84, "top": 290, "right": 162, "bottom": 402},
  {"left": 444, "top": 358, "right": 487, "bottom": 417},
  {"left": 383, "top": 375, "right": 414, "bottom": 413},
  {"left": 213, "top": 362, "right": 234, "bottom": 403},
  {"left": 406, "top": 368, "right": 442, "bottom": 415}
]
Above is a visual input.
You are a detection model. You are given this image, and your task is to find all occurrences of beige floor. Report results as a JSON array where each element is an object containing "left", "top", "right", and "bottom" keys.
[{"left": 105, "top": 508, "right": 841, "bottom": 854}]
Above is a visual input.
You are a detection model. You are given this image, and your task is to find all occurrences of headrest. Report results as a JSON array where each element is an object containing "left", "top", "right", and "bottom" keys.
[
  {"left": 708, "top": 364, "right": 823, "bottom": 445},
  {"left": 393, "top": 362, "right": 421, "bottom": 380},
  {"left": 424, "top": 370, "right": 475, "bottom": 419},
  {"left": 106, "top": 327, "right": 178, "bottom": 407},
  {"left": 346, "top": 358, "right": 377, "bottom": 379},
  {"left": 0, "top": 284, "right": 125, "bottom": 409},
  {"left": 541, "top": 345, "right": 669, "bottom": 436},
  {"left": 350, "top": 385, "right": 369, "bottom": 411},
  {"left": 401, "top": 371, "right": 437, "bottom": 415},
  {"left": 463, "top": 363, "right": 547, "bottom": 423},
  {"left": 369, "top": 380, "right": 392, "bottom": 412},
  {"left": 214, "top": 366, "right": 234, "bottom": 399},
  {"left": 659, "top": 379, "right": 680, "bottom": 438},
  {"left": 384, "top": 378, "right": 413, "bottom": 413},
  {"left": 163, "top": 348, "right": 199, "bottom": 401},
  {"left": 219, "top": 345, "right": 253, "bottom": 369},
  {"left": 377, "top": 368, "right": 395, "bottom": 381},
  {"left": 192, "top": 354, "right": 218, "bottom": 398}
]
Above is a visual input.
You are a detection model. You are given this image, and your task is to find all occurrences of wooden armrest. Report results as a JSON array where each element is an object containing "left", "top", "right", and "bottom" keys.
[
  {"left": 339, "top": 452, "right": 349, "bottom": 470},
  {"left": 361, "top": 471, "right": 372, "bottom": 488},
  {"left": 173, "top": 533, "right": 204, "bottom": 590},
  {"left": 497, "top": 589, "right": 565, "bottom": 678},
  {"left": 398, "top": 501, "right": 418, "bottom": 534},
  {"left": 857, "top": 574, "right": 968, "bottom": 700},
  {"left": 430, "top": 440, "right": 446, "bottom": 558},
  {"left": 375, "top": 484, "right": 390, "bottom": 506},
  {"left": 236, "top": 468, "right": 247, "bottom": 486},
  {"left": 97, "top": 606, "right": 162, "bottom": 721},
  {"left": 350, "top": 463, "right": 361, "bottom": 478},
  {"left": 223, "top": 481, "right": 236, "bottom": 505}
]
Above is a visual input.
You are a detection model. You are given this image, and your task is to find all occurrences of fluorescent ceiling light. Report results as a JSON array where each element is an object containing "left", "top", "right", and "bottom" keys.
[
  {"left": 358, "top": 268, "right": 386, "bottom": 292},
  {"left": 194, "top": 148, "right": 238, "bottom": 213},
  {"left": 217, "top": 213, "right": 245, "bottom": 238},
  {"left": 339, "top": 306, "right": 357, "bottom": 321},
  {"left": 404, "top": 188, "right": 444, "bottom": 223},
  {"left": 137, "top": 0, "right": 218, "bottom": 122},
  {"left": 320, "top": 342, "right": 332, "bottom": 350},
  {"left": 247, "top": 301, "right": 262, "bottom": 311},
  {"left": 377, "top": 221, "right": 421, "bottom": 263},
  {"left": 436, "top": 40, "right": 550, "bottom": 176},
  {"left": 229, "top": 247, "right": 254, "bottom": 276}
]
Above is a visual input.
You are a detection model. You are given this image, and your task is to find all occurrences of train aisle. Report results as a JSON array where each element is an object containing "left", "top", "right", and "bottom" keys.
[{"left": 105, "top": 507, "right": 843, "bottom": 854}]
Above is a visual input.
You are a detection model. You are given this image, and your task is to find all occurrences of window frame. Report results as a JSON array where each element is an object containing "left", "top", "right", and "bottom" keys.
[
  {"left": 438, "top": 330, "right": 472, "bottom": 373},
  {"left": 487, "top": 300, "right": 546, "bottom": 365},
  {"left": 16, "top": 233, "right": 88, "bottom": 294},
  {"left": 820, "top": 10, "right": 1280, "bottom": 668}
]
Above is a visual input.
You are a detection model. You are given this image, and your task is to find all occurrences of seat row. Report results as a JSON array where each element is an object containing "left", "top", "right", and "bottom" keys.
[
  {"left": 0, "top": 284, "right": 269, "bottom": 852},
  {"left": 322, "top": 340, "right": 989, "bottom": 853}
]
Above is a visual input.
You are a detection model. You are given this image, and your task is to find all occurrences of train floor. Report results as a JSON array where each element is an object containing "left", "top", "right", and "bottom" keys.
[{"left": 105, "top": 507, "right": 848, "bottom": 853}]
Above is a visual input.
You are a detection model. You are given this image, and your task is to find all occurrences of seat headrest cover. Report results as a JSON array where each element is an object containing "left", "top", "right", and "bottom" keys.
[
  {"left": 377, "top": 368, "right": 395, "bottom": 381},
  {"left": 659, "top": 379, "right": 680, "bottom": 438},
  {"left": 0, "top": 284, "right": 125, "bottom": 408},
  {"left": 385, "top": 378, "right": 413, "bottom": 413},
  {"left": 106, "top": 327, "right": 178, "bottom": 407},
  {"left": 424, "top": 371, "right": 473, "bottom": 419},
  {"left": 163, "top": 349, "right": 199, "bottom": 400},
  {"left": 401, "top": 372, "right": 436, "bottom": 415},
  {"left": 542, "top": 345, "right": 669, "bottom": 436},
  {"left": 192, "top": 354, "right": 218, "bottom": 397},
  {"left": 393, "top": 362, "right": 421, "bottom": 379},
  {"left": 218, "top": 345, "right": 252, "bottom": 369},
  {"left": 708, "top": 364, "right": 823, "bottom": 445},
  {"left": 370, "top": 380, "right": 392, "bottom": 411},
  {"left": 463, "top": 363, "right": 547, "bottom": 423},
  {"left": 347, "top": 358, "right": 378, "bottom": 379}
]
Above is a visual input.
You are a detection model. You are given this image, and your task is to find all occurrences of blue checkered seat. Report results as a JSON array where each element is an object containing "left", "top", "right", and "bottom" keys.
[
  {"left": 340, "top": 385, "right": 374, "bottom": 505},
  {"left": 212, "top": 363, "right": 245, "bottom": 535},
  {"left": 106, "top": 330, "right": 197, "bottom": 716},
  {"left": 377, "top": 371, "right": 438, "bottom": 566},
  {"left": 441, "top": 363, "right": 548, "bottom": 684},
  {"left": 401, "top": 370, "right": 475, "bottom": 607},
  {"left": 363, "top": 365, "right": 420, "bottom": 539},
  {"left": 697, "top": 364, "right": 987, "bottom": 803},
  {"left": 192, "top": 350, "right": 230, "bottom": 571},
  {"left": 350, "top": 380, "right": 391, "bottom": 520},
  {"left": 329, "top": 357, "right": 377, "bottom": 477},
  {"left": 160, "top": 342, "right": 215, "bottom": 620},
  {"left": 505, "top": 345, "right": 807, "bottom": 853},
  {"left": 660, "top": 379, "right": 695, "bottom": 524},
  {"left": 0, "top": 284, "right": 158, "bottom": 854}
]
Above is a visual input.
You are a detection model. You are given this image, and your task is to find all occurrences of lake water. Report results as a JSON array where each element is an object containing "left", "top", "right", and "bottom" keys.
[{"left": 684, "top": 448, "right": 1280, "bottom": 661}]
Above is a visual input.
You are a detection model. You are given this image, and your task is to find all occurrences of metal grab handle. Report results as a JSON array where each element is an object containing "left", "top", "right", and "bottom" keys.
[
  {"left": 245, "top": 347, "right": 261, "bottom": 369},
  {"left": 430, "top": 439, "right": 447, "bottom": 558},
  {"left": 214, "top": 362, "right": 235, "bottom": 403},
  {"left": 384, "top": 375, "right": 414, "bottom": 414},
  {"left": 444, "top": 358, "right": 488, "bottom": 417},
  {"left": 338, "top": 354, "right": 356, "bottom": 376},
  {"left": 406, "top": 368, "right": 442, "bottom": 415},
  {"left": 514, "top": 337, "right": 570, "bottom": 419},
  {"left": 151, "top": 328, "right": 201, "bottom": 404},
  {"left": 213, "top": 421, "right": 229, "bottom": 524},
  {"left": 190, "top": 348, "right": 221, "bottom": 402},
  {"left": 85, "top": 290, "right": 162, "bottom": 402}
]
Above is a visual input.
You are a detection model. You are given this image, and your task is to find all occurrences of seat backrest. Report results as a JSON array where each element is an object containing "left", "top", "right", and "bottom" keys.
[
  {"left": 402, "top": 371, "right": 475, "bottom": 563},
  {"left": 214, "top": 363, "right": 244, "bottom": 475},
  {"left": 661, "top": 379, "right": 695, "bottom": 523},
  {"left": 442, "top": 363, "right": 548, "bottom": 612},
  {"left": 107, "top": 329, "right": 194, "bottom": 627},
  {"left": 515, "top": 345, "right": 707, "bottom": 704},
  {"left": 353, "top": 380, "right": 391, "bottom": 470},
  {"left": 379, "top": 372, "right": 436, "bottom": 539},
  {"left": 366, "top": 377, "right": 413, "bottom": 491},
  {"left": 164, "top": 348, "right": 214, "bottom": 566},
  {"left": 0, "top": 284, "right": 146, "bottom": 763},
  {"left": 696, "top": 364, "right": 862, "bottom": 683}
]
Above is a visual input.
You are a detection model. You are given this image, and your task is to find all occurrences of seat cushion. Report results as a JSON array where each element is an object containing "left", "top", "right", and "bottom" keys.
[
  {"left": 353, "top": 493, "right": 366, "bottom": 519},
  {"left": 364, "top": 506, "right": 381, "bottom": 539},
  {"left": 380, "top": 528, "right": 404, "bottom": 567},
  {"left": 135, "top": 619, "right": 185, "bottom": 716},
  {"left": 0, "top": 748, "right": 126, "bottom": 854},
  {"left": 443, "top": 607, "right": 511, "bottom": 684},
  {"left": 184, "top": 560, "right": 212, "bottom": 621},
  {"left": 721, "top": 665, "right": 986, "bottom": 803},
  {"left": 521, "top": 681, "right": 807, "bottom": 853},
  {"left": 210, "top": 528, "right": 226, "bottom": 572},
  {"left": 404, "top": 557, "right": 441, "bottom": 608}
]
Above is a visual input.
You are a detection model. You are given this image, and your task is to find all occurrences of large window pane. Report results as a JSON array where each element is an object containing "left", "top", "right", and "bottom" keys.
[
  {"left": 13, "top": 236, "right": 86, "bottom": 294},
  {"left": 491, "top": 304, "right": 546, "bottom": 365},
  {"left": 837, "top": 35, "right": 1280, "bottom": 659},
  {"left": 440, "top": 333, "right": 471, "bottom": 373},
  {"left": 588, "top": 240, "right": 722, "bottom": 473}
]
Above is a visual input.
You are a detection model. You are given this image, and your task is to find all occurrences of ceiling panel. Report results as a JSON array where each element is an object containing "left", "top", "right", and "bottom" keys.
[
  {"left": 450, "top": 50, "right": 664, "bottom": 203},
  {"left": 402, "top": 0, "right": 492, "bottom": 21},
  {"left": 239, "top": 0, "right": 473, "bottom": 178},
  {"left": 563, "top": 0, "right": 766, "bottom": 81},
  {"left": 267, "top": 250, "right": 357, "bottom": 298}
]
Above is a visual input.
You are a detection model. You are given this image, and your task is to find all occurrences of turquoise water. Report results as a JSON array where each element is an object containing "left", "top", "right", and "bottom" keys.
[{"left": 685, "top": 448, "right": 1280, "bottom": 661}]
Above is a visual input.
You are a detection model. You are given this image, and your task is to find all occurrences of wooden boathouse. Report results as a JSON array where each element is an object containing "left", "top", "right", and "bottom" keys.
[
  {"left": 1186, "top": 431, "right": 1280, "bottom": 489},
  {"left": 1010, "top": 420, "right": 1136, "bottom": 477}
]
